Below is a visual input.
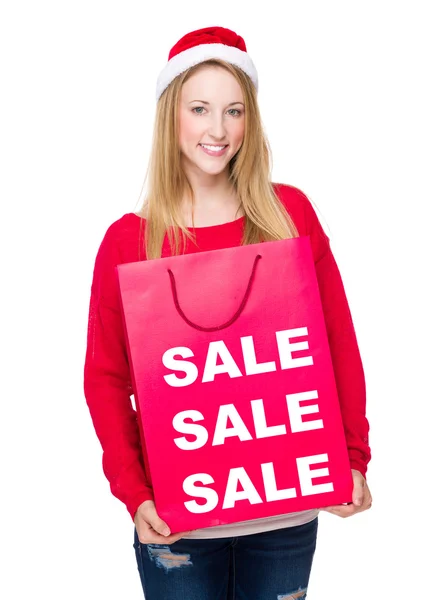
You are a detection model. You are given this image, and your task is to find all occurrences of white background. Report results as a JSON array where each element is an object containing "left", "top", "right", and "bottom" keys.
[{"left": 1, "top": 1, "right": 447, "bottom": 598}]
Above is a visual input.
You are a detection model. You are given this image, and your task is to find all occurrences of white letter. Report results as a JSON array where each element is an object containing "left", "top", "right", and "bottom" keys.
[
  {"left": 286, "top": 391, "right": 323, "bottom": 432},
  {"left": 222, "top": 467, "right": 263, "bottom": 509},
  {"left": 261, "top": 462, "right": 297, "bottom": 501},
  {"left": 241, "top": 336, "right": 276, "bottom": 375},
  {"left": 251, "top": 399, "right": 287, "bottom": 438},
  {"left": 212, "top": 404, "right": 253, "bottom": 446},
  {"left": 172, "top": 410, "right": 208, "bottom": 450},
  {"left": 183, "top": 473, "right": 219, "bottom": 513},
  {"left": 202, "top": 340, "right": 243, "bottom": 383},
  {"left": 296, "top": 454, "right": 334, "bottom": 496},
  {"left": 163, "top": 347, "right": 198, "bottom": 387},
  {"left": 276, "top": 328, "right": 313, "bottom": 370}
]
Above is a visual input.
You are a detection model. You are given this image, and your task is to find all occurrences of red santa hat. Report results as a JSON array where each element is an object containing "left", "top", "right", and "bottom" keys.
[{"left": 156, "top": 26, "right": 259, "bottom": 101}]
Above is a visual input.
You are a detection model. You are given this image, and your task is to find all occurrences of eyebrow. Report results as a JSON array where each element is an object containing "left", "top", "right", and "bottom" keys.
[{"left": 188, "top": 100, "right": 244, "bottom": 106}]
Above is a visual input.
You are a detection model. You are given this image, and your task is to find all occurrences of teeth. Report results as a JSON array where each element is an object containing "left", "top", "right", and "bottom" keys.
[{"left": 201, "top": 144, "right": 226, "bottom": 151}]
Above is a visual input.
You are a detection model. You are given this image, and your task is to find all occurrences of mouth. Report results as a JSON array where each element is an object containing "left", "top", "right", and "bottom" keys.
[{"left": 198, "top": 143, "right": 229, "bottom": 157}]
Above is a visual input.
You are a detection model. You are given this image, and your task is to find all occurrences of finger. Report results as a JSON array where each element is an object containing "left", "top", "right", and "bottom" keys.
[
  {"left": 136, "top": 501, "right": 172, "bottom": 537},
  {"left": 148, "top": 515, "right": 172, "bottom": 537},
  {"left": 135, "top": 513, "right": 169, "bottom": 538},
  {"left": 362, "top": 492, "right": 373, "bottom": 510},
  {"left": 139, "top": 530, "right": 192, "bottom": 545},
  {"left": 353, "top": 477, "right": 366, "bottom": 507},
  {"left": 324, "top": 504, "right": 357, "bottom": 518},
  {"left": 353, "top": 492, "right": 364, "bottom": 506},
  {"left": 357, "top": 485, "right": 372, "bottom": 509},
  {"left": 163, "top": 530, "right": 192, "bottom": 545},
  {"left": 321, "top": 503, "right": 350, "bottom": 511}
]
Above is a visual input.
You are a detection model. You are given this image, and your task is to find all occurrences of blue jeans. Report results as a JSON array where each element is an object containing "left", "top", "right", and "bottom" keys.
[{"left": 133, "top": 516, "right": 318, "bottom": 599}]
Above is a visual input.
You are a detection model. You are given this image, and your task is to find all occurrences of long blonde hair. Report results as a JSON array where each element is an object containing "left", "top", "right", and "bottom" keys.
[{"left": 137, "top": 58, "right": 298, "bottom": 259}]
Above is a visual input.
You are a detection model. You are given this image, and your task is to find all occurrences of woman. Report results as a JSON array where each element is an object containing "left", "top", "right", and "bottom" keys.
[{"left": 84, "top": 26, "right": 372, "bottom": 599}]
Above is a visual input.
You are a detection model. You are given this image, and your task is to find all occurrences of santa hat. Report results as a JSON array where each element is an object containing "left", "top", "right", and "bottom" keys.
[{"left": 156, "top": 26, "right": 258, "bottom": 102}]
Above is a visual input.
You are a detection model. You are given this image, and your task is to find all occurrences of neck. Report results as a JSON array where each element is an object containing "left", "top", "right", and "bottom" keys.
[
  {"left": 180, "top": 175, "right": 242, "bottom": 228},
  {"left": 183, "top": 165, "right": 235, "bottom": 202},
  {"left": 182, "top": 160, "right": 238, "bottom": 199}
]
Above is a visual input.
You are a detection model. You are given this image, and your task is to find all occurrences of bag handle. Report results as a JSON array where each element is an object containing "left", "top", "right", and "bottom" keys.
[{"left": 167, "top": 254, "right": 262, "bottom": 332}]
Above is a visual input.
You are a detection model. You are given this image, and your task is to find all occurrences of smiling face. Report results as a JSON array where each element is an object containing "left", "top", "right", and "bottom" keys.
[{"left": 178, "top": 65, "right": 245, "bottom": 179}]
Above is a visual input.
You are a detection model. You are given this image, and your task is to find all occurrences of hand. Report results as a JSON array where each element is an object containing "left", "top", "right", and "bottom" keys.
[
  {"left": 321, "top": 469, "right": 372, "bottom": 518},
  {"left": 134, "top": 500, "right": 191, "bottom": 545}
]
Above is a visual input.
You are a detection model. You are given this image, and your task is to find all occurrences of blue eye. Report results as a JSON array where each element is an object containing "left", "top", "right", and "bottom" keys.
[{"left": 192, "top": 107, "right": 242, "bottom": 116}]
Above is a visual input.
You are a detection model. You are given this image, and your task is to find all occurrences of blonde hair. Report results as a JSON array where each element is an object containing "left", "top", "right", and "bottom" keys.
[{"left": 137, "top": 58, "right": 298, "bottom": 259}]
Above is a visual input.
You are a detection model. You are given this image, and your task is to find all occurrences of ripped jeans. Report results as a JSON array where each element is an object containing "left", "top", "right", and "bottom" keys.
[{"left": 133, "top": 516, "right": 318, "bottom": 599}]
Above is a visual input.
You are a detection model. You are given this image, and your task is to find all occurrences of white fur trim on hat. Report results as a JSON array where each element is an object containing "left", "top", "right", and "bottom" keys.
[{"left": 156, "top": 43, "right": 258, "bottom": 101}]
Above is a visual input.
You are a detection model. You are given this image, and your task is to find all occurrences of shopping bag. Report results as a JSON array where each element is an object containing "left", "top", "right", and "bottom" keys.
[{"left": 117, "top": 236, "right": 353, "bottom": 532}]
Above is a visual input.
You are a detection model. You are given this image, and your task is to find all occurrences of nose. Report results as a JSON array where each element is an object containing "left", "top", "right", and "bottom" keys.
[{"left": 208, "top": 113, "right": 227, "bottom": 141}]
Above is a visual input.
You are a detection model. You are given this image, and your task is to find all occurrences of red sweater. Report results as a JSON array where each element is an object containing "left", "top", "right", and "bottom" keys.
[{"left": 83, "top": 184, "right": 371, "bottom": 521}]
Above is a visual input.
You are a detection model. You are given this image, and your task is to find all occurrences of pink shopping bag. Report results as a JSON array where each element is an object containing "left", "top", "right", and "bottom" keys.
[{"left": 117, "top": 236, "right": 353, "bottom": 532}]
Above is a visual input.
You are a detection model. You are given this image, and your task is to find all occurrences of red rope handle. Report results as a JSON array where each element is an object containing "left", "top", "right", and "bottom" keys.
[{"left": 167, "top": 254, "right": 262, "bottom": 332}]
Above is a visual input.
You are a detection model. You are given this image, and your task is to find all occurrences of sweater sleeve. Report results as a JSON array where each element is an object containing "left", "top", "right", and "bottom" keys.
[
  {"left": 303, "top": 197, "right": 371, "bottom": 479},
  {"left": 83, "top": 224, "right": 154, "bottom": 521}
]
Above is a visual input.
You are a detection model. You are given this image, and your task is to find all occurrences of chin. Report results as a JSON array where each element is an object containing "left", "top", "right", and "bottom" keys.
[
  {"left": 199, "top": 164, "right": 230, "bottom": 176},
  {"left": 181, "top": 149, "right": 234, "bottom": 176},
  {"left": 191, "top": 156, "right": 231, "bottom": 174}
]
